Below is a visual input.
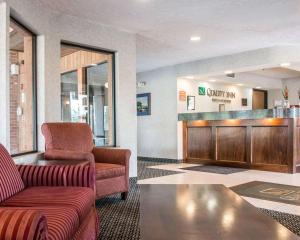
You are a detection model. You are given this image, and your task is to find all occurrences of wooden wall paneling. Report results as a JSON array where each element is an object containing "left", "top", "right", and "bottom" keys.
[
  {"left": 296, "top": 126, "right": 300, "bottom": 167},
  {"left": 216, "top": 127, "right": 247, "bottom": 162},
  {"left": 211, "top": 126, "right": 217, "bottom": 160},
  {"left": 289, "top": 118, "right": 297, "bottom": 173},
  {"left": 252, "top": 126, "right": 288, "bottom": 166},
  {"left": 187, "top": 127, "right": 213, "bottom": 160},
  {"left": 246, "top": 126, "right": 252, "bottom": 165},
  {"left": 182, "top": 121, "right": 187, "bottom": 162}
]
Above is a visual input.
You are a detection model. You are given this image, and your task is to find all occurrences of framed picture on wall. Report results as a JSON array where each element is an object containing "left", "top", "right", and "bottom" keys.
[
  {"left": 137, "top": 93, "right": 151, "bottom": 116},
  {"left": 187, "top": 96, "right": 195, "bottom": 110},
  {"left": 219, "top": 104, "right": 225, "bottom": 112}
]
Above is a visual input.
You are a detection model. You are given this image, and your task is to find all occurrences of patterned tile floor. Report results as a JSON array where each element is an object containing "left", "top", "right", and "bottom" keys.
[{"left": 96, "top": 158, "right": 300, "bottom": 239}]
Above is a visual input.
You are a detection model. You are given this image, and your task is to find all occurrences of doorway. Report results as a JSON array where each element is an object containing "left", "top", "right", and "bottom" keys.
[{"left": 252, "top": 89, "right": 268, "bottom": 109}]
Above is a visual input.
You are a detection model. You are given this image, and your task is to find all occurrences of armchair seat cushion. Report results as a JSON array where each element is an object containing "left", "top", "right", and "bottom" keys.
[
  {"left": 95, "top": 163, "right": 125, "bottom": 180},
  {"left": 1, "top": 187, "right": 94, "bottom": 222}
]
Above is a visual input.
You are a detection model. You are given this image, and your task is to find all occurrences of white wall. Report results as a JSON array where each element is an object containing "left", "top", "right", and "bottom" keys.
[
  {"left": 0, "top": 3, "right": 9, "bottom": 148},
  {"left": 268, "top": 89, "right": 283, "bottom": 108},
  {"left": 177, "top": 79, "right": 253, "bottom": 113},
  {"left": 0, "top": 1, "right": 137, "bottom": 177},
  {"left": 137, "top": 46, "right": 300, "bottom": 160},
  {"left": 137, "top": 68, "right": 178, "bottom": 159}
]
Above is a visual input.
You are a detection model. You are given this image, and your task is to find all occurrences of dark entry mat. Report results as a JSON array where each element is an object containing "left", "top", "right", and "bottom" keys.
[
  {"left": 180, "top": 165, "right": 248, "bottom": 174},
  {"left": 231, "top": 181, "right": 300, "bottom": 206}
]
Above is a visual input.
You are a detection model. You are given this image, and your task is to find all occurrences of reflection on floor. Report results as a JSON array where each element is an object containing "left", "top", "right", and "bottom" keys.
[{"left": 96, "top": 158, "right": 300, "bottom": 239}]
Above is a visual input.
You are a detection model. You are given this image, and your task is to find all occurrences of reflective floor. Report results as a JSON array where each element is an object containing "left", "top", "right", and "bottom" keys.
[{"left": 138, "top": 163, "right": 300, "bottom": 216}]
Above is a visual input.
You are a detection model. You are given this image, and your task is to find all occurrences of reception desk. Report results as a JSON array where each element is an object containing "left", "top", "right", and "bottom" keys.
[{"left": 179, "top": 109, "right": 300, "bottom": 173}]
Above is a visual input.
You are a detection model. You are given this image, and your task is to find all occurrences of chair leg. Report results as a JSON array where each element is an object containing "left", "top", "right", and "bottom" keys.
[{"left": 121, "top": 192, "right": 128, "bottom": 200}]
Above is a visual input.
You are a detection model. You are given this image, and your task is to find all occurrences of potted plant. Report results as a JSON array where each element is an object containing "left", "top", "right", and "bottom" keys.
[{"left": 282, "top": 86, "right": 289, "bottom": 108}]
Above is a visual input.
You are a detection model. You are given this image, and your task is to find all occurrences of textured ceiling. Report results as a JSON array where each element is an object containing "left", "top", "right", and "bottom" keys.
[{"left": 38, "top": 0, "right": 300, "bottom": 72}]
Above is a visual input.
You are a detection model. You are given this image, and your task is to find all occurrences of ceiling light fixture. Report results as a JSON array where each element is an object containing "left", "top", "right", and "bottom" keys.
[
  {"left": 190, "top": 36, "right": 201, "bottom": 42},
  {"left": 224, "top": 70, "right": 233, "bottom": 74},
  {"left": 280, "top": 62, "right": 291, "bottom": 67},
  {"left": 256, "top": 86, "right": 262, "bottom": 89},
  {"left": 9, "top": 27, "right": 14, "bottom": 33},
  {"left": 209, "top": 79, "right": 216, "bottom": 82},
  {"left": 185, "top": 76, "right": 194, "bottom": 79},
  {"left": 237, "top": 83, "right": 243, "bottom": 86}
]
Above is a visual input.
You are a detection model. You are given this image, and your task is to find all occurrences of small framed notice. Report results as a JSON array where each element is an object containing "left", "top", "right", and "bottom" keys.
[
  {"left": 179, "top": 90, "right": 186, "bottom": 101},
  {"left": 187, "top": 96, "right": 195, "bottom": 110},
  {"left": 241, "top": 98, "right": 248, "bottom": 106}
]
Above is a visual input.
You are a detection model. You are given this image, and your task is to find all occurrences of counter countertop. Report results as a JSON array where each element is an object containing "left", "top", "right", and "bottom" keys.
[{"left": 178, "top": 108, "right": 300, "bottom": 121}]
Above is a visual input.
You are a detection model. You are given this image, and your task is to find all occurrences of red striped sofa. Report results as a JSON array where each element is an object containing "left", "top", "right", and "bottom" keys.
[
  {"left": 41, "top": 122, "right": 131, "bottom": 200},
  {"left": 0, "top": 144, "right": 99, "bottom": 240}
]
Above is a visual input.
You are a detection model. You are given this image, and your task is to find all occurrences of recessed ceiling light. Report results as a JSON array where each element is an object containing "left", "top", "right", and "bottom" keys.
[
  {"left": 185, "top": 76, "right": 194, "bottom": 79},
  {"left": 105, "top": 82, "right": 108, "bottom": 88},
  {"left": 9, "top": 27, "right": 14, "bottom": 33},
  {"left": 280, "top": 62, "right": 291, "bottom": 67},
  {"left": 190, "top": 36, "right": 201, "bottom": 42},
  {"left": 237, "top": 83, "right": 243, "bottom": 86},
  {"left": 224, "top": 70, "right": 233, "bottom": 74},
  {"left": 209, "top": 79, "right": 216, "bottom": 82},
  {"left": 256, "top": 86, "right": 262, "bottom": 89}
]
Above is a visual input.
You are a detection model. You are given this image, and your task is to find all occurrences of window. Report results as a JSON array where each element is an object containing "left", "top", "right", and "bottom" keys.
[
  {"left": 9, "top": 18, "right": 37, "bottom": 155},
  {"left": 60, "top": 43, "right": 115, "bottom": 146}
]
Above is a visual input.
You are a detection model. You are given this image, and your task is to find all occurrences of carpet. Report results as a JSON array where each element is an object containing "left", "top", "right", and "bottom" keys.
[
  {"left": 231, "top": 181, "right": 300, "bottom": 206},
  {"left": 96, "top": 178, "right": 140, "bottom": 240},
  {"left": 181, "top": 165, "right": 248, "bottom": 174},
  {"left": 138, "top": 159, "right": 182, "bottom": 180},
  {"left": 96, "top": 160, "right": 300, "bottom": 239}
]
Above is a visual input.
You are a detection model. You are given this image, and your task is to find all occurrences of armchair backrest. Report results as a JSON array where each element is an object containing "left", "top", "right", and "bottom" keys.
[
  {"left": 41, "top": 122, "right": 94, "bottom": 153},
  {"left": 0, "top": 144, "right": 25, "bottom": 202}
]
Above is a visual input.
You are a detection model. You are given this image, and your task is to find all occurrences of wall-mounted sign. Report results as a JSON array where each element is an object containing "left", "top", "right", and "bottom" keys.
[
  {"left": 179, "top": 90, "right": 186, "bottom": 101},
  {"left": 198, "top": 86, "right": 236, "bottom": 99},
  {"left": 198, "top": 86, "right": 236, "bottom": 104},
  {"left": 198, "top": 87, "right": 206, "bottom": 95},
  {"left": 187, "top": 96, "right": 195, "bottom": 110}
]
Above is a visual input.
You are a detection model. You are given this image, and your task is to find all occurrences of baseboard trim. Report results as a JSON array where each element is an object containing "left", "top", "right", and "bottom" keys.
[{"left": 138, "top": 156, "right": 183, "bottom": 163}]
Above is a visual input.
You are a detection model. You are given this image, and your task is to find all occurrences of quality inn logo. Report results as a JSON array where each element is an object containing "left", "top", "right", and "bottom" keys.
[{"left": 198, "top": 86, "right": 206, "bottom": 95}]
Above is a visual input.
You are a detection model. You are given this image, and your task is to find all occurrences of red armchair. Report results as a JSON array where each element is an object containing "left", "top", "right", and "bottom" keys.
[
  {"left": 41, "top": 122, "right": 131, "bottom": 200},
  {"left": 0, "top": 144, "right": 98, "bottom": 240}
]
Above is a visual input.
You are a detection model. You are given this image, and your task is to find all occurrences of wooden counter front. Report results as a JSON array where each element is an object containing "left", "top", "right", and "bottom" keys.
[{"left": 182, "top": 118, "right": 300, "bottom": 173}]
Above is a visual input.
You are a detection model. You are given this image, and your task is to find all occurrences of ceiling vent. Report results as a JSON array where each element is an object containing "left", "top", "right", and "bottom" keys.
[{"left": 226, "top": 73, "right": 235, "bottom": 78}]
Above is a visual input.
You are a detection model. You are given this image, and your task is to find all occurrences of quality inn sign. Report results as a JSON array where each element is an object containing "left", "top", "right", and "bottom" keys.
[{"left": 198, "top": 86, "right": 236, "bottom": 99}]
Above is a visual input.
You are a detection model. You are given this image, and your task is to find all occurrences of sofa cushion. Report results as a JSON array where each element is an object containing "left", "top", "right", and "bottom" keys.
[
  {"left": 95, "top": 163, "right": 125, "bottom": 180},
  {"left": 1, "top": 186, "right": 94, "bottom": 222},
  {"left": 0, "top": 144, "right": 25, "bottom": 203}
]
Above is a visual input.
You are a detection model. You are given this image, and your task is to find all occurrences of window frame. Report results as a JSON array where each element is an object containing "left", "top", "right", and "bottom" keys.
[
  {"left": 60, "top": 41, "right": 116, "bottom": 147},
  {"left": 10, "top": 17, "right": 38, "bottom": 157}
]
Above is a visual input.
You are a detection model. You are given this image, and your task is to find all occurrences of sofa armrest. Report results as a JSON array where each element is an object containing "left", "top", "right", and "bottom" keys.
[
  {"left": 44, "top": 149, "right": 94, "bottom": 163},
  {"left": 0, "top": 208, "right": 48, "bottom": 240},
  {"left": 92, "top": 147, "right": 131, "bottom": 166},
  {"left": 17, "top": 164, "right": 95, "bottom": 189}
]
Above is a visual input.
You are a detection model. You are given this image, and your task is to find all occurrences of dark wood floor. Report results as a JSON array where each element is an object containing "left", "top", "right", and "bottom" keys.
[{"left": 140, "top": 184, "right": 298, "bottom": 240}]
